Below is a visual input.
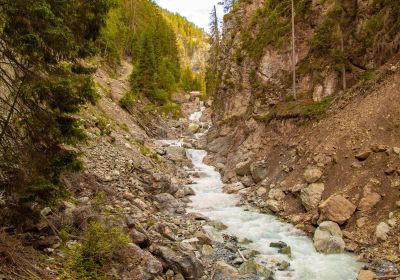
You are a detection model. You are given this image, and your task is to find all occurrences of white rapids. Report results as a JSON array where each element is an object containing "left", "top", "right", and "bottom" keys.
[
  {"left": 164, "top": 106, "right": 362, "bottom": 279},
  {"left": 186, "top": 149, "right": 362, "bottom": 280}
]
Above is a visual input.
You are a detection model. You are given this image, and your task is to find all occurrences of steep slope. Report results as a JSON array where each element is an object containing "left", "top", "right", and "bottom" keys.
[{"left": 206, "top": 0, "right": 400, "bottom": 273}]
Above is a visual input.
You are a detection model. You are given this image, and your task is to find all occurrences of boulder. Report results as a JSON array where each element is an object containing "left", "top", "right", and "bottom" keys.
[
  {"left": 151, "top": 245, "right": 204, "bottom": 279},
  {"left": 268, "top": 189, "right": 285, "bottom": 201},
  {"left": 300, "top": 183, "right": 325, "bottom": 211},
  {"left": 175, "top": 186, "right": 195, "bottom": 198},
  {"left": 358, "top": 192, "right": 381, "bottom": 211},
  {"left": 235, "top": 160, "right": 252, "bottom": 176},
  {"left": 165, "top": 146, "right": 187, "bottom": 160},
  {"left": 238, "top": 260, "right": 272, "bottom": 278},
  {"left": 303, "top": 168, "right": 323, "bottom": 183},
  {"left": 223, "top": 182, "right": 245, "bottom": 194},
  {"left": 319, "top": 195, "right": 356, "bottom": 225},
  {"left": 256, "top": 187, "right": 267, "bottom": 196},
  {"left": 114, "top": 244, "right": 163, "bottom": 280},
  {"left": 355, "top": 150, "right": 372, "bottom": 161},
  {"left": 250, "top": 161, "right": 268, "bottom": 183},
  {"left": 313, "top": 221, "right": 345, "bottom": 254},
  {"left": 214, "top": 260, "right": 238, "bottom": 275},
  {"left": 357, "top": 270, "right": 376, "bottom": 280},
  {"left": 375, "top": 222, "right": 390, "bottom": 241},
  {"left": 202, "top": 245, "right": 214, "bottom": 256},
  {"left": 129, "top": 228, "right": 149, "bottom": 247},
  {"left": 240, "top": 175, "right": 254, "bottom": 187},
  {"left": 154, "top": 193, "right": 183, "bottom": 213},
  {"left": 188, "top": 123, "right": 200, "bottom": 134},
  {"left": 266, "top": 199, "right": 281, "bottom": 213}
]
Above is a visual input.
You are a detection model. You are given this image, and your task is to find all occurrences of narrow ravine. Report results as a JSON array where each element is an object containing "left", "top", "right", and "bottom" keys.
[{"left": 163, "top": 104, "right": 363, "bottom": 279}]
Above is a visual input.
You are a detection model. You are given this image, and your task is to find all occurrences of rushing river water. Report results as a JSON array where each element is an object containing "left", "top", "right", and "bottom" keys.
[{"left": 163, "top": 107, "right": 362, "bottom": 279}]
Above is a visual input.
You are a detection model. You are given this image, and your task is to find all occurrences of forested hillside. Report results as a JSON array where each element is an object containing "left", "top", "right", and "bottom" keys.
[
  {"left": 97, "top": 0, "right": 208, "bottom": 116},
  {"left": 0, "top": 0, "right": 210, "bottom": 279}
]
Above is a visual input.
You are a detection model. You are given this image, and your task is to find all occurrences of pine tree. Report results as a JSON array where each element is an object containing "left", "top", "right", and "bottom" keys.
[{"left": 205, "top": 5, "right": 221, "bottom": 97}]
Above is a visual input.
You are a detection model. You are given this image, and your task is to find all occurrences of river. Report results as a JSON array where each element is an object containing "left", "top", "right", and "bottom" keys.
[{"left": 165, "top": 105, "right": 362, "bottom": 279}]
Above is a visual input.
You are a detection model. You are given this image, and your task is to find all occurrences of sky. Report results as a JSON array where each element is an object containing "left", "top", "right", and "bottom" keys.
[{"left": 155, "top": 0, "right": 224, "bottom": 31}]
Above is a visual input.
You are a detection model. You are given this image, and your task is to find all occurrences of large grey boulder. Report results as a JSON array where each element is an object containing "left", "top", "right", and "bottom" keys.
[
  {"left": 154, "top": 193, "right": 183, "bottom": 213},
  {"left": 313, "top": 221, "right": 345, "bottom": 254},
  {"left": 151, "top": 245, "right": 204, "bottom": 279},
  {"left": 300, "top": 183, "right": 325, "bottom": 211}
]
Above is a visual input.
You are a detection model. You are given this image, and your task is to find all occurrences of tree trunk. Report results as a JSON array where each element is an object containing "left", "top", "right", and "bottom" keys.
[{"left": 291, "top": 0, "right": 297, "bottom": 100}]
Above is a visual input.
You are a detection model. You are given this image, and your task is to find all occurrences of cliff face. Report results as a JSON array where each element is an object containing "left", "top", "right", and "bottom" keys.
[
  {"left": 207, "top": 0, "right": 400, "bottom": 265},
  {"left": 212, "top": 0, "right": 400, "bottom": 122}
]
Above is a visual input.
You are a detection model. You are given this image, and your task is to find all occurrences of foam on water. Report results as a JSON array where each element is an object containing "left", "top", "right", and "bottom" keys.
[
  {"left": 189, "top": 105, "right": 205, "bottom": 122},
  {"left": 186, "top": 149, "right": 363, "bottom": 280}
]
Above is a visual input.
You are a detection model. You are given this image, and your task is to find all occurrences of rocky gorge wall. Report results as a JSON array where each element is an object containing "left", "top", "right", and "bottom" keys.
[{"left": 206, "top": 0, "right": 400, "bottom": 272}]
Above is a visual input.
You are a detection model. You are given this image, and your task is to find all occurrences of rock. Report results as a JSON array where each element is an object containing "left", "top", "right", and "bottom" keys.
[
  {"left": 268, "top": 189, "right": 285, "bottom": 201},
  {"left": 358, "top": 192, "right": 381, "bottom": 211},
  {"left": 250, "top": 161, "right": 268, "bottom": 183},
  {"left": 303, "top": 168, "right": 323, "bottom": 183},
  {"left": 214, "top": 261, "right": 238, "bottom": 274},
  {"left": 77, "top": 196, "right": 90, "bottom": 204},
  {"left": 393, "top": 147, "right": 400, "bottom": 155},
  {"left": 391, "top": 179, "right": 400, "bottom": 188},
  {"left": 278, "top": 261, "right": 290, "bottom": 271},
  {"left": 151, "top": 245, "right": 204, "bottom": 280},
  {"left": 235, "top": 160, "right": 252, "bottom": 176},
  {"left": 291, "top": 183, "right": 305, "bottom": 193},
  {"left": 300, "top": 183, "right": 325, "bottom": 211},
  {"left": 154, "top": 193, "right": 183, "bottom": 214},
  {"left": 202, "top": 245, "right": 214, "bottom": 256},
  {"left": 278, "top": 246, "right": 292, "bottom": 257},
  {"left": 238, "top": 260, "right": 272, "bottom": 278},
  {"left": 375, "top": 222, "right": 390, "bottom": 241},
  {"left": 155, "top": 148, "right": 166, "bottom": 156},
  {"left": 314, "top": 221, "right": 345, "bottom": 254},
  {"left": 256, "top": 187, "right": 267, "bottom": 196},
  {"left": 175, "top": 186, "right": 195, "bottom": 198},
  {"left": 270, "top": 241, "right": 287, "bottom": 249},
  {"left": 165, "top": 146, "right": 187, "bottom": 160},
  {"left": 194, "top": 230, "right": 212, "bottom": 245},
  {"left": 115, "top": 244, "right": 163, "bottom": 279},
  {"left": 35, "top": 236, "right": 61, "bottom": 250},
  {"left": 357, "top": 270, "right": 376, "bottom": 280},
  {"left": 240, "top": 175, "right": 254, "bottom": 187},
  {"left": 188, "top": 123, "right": 200, "bottom": 134},
  {"left": 129, "top": 228, "right": 149, "bottom": 247},
  {"left": 223, "top": 182, "right": 245, "bottom": 194},
  {"left": 190, "top": 213, "right": 208, "bottom": 221},
  {"left": 266, "top": 199, "right": 281, "bottom": 213},
  {"left": 355, "top": 150, "right": 372, "bottom": 161},
  {"left": 371, "top": 144, "right": 387, "bottom": 153},
  {"left": 208, "top": 220, "right": 228, "bottom": 230},
  {"left": 40, "top": 207, "right": 52, "bottom": 216},
  {"left": 319, "top": 195, "right": 356, "bottom": 225},
  {"left": 356, "top": 217, "right": 367, "bottom": 228},
  {"left": 396, "top": 200, "right": 400, "bottom": 208}
]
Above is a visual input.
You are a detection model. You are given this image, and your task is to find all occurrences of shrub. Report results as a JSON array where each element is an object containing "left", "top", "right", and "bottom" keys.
[{"left": 67, "top": 221, "right": 129, "bottom": 280}]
